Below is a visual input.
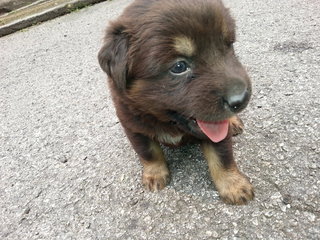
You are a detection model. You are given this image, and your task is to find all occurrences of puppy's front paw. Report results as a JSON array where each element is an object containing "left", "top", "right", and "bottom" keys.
[
  {"left": 142, "top": 165, "right": 170, "bottom": 192},
  {"left": 216, "top": 172, "right": 254, "bottom": 205},
  {"left": 229, "top": 116, "right": 244, "bottom": 136}
]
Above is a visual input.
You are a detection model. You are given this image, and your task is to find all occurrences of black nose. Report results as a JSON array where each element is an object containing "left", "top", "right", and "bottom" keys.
[{"left": 223, "top": 84, "right": 250, "bottom": 113}]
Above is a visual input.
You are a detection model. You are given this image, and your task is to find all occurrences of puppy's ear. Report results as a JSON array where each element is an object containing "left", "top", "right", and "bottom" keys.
[{"left": 98, "top": 23, "right": 129, "bottom": 90}]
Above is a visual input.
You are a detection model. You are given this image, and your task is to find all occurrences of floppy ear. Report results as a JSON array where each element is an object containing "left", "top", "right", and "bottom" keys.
[{"left": 98, "top": 23, "right": 129, "bottom": 90}]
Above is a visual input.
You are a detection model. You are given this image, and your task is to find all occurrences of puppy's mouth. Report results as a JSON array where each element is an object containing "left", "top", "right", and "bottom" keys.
[{"left": 167, "top": 111, "right": 229, "bottom": 143}]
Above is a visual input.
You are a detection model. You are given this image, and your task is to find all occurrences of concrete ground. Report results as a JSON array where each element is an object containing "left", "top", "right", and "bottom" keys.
[{"left": 0, "top": 0, "right": 319, "bottom": 239}]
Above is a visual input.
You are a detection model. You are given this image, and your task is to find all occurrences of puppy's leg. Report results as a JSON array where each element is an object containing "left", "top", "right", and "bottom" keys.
[
  {"left": 230, "top": 115, "right": 244, "bottom": 136},
  {"left": 201, "top": 138, "right": 254, "bottom": 205},
  {"left": 125, "top": 130, "right": 169, "bottom": 191},
  {"left": 141, "top": 141, "right": 170, "bottom": 191}
]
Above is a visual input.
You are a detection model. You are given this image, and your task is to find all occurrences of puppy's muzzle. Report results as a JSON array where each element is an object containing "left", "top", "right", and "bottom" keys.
[{"left": 223, "top": 79, "right": 251, "bottom": 113}]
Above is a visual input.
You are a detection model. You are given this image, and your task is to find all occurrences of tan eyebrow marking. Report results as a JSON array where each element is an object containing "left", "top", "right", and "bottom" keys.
[{"left": 173, "top": 36, "right": 196, "bottom": 56}]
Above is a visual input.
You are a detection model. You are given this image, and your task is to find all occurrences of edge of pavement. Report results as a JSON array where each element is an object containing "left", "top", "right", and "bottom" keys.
[{"left": 0, "top": 0, "right": 109, "bottom": 37}]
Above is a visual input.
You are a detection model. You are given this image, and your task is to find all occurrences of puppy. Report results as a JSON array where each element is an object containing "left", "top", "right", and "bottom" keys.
[{"left": 98, "top": 0, "right": 254, "bottom": 205}]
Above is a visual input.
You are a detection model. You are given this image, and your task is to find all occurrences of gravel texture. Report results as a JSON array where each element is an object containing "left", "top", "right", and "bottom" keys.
[{"left": 0, "top": 0, "right": 319, "bottom": 239}]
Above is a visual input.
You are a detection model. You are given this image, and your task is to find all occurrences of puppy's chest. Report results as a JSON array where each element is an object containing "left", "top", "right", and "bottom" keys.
[{"left": 156, "top": 132, "right": 184, "bottom": 146}]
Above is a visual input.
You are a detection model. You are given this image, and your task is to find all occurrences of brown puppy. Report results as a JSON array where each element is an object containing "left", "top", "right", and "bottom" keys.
[{"left": 98, "top": 0, "right": 254, "bottom": 204}]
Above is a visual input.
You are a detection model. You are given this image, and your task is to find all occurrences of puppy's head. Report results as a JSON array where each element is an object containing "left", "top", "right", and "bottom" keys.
[{"left": 99, "top": 0, "right": 251, "bottom": 141}]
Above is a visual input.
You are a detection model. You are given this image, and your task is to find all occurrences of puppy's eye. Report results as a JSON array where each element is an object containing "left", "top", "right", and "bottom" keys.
[
  {"left": 170, "top": 61, "right": 189, "bottom": 74},
  {"left": 225, "top": 40, "right": 234, "bottom": 48},
  {"left": 225, "top": 37, "right": 235, "bottom": 48},
  {"left": 227, "top": 42, "right": 233, "bottom": 47}
]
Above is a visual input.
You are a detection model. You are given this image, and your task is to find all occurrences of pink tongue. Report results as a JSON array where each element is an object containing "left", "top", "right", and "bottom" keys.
[{"left": 196, "top": 119, "right": 229, "bottom": 143}]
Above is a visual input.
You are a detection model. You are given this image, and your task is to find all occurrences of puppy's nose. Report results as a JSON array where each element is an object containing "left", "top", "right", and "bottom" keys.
[{"left": 223, "top": 82, "right": 249, "bottom": 113}]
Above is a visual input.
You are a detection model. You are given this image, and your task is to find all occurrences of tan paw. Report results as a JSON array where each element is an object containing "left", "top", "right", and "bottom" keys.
[
  {"left": 229, "top": 116, "right": 244, "bottom": 136},
  {"left": 217, "top": 172, "right": 254, "bottom": 205},
  {"left": 142, "top": 166, "right": 170, "bottom": 192}
]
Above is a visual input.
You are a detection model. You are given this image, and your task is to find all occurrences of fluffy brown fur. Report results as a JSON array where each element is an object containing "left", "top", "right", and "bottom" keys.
[{"left": 98, "top": 0, "right": 254, "bottom": 204}]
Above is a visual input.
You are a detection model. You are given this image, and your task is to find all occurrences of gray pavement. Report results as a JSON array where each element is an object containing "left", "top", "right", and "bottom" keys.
[{"left": 0, "top": 0, "right": 319, "bottom": 239}]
